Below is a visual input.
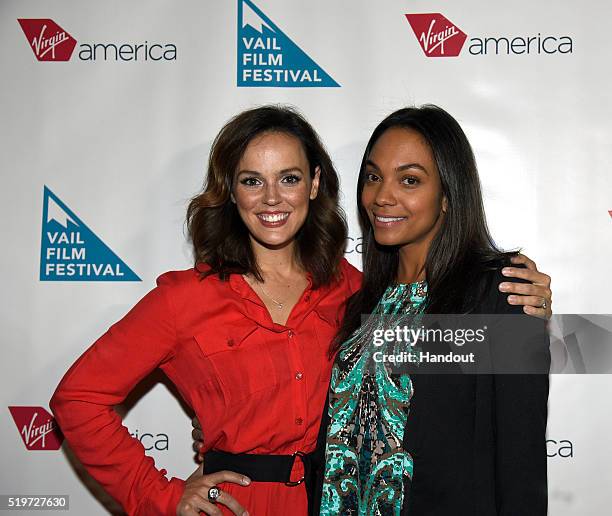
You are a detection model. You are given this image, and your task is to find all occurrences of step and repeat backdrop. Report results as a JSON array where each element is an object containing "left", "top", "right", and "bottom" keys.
[{"left": 1, "top": 0, "right": 611, "bottom": 514}]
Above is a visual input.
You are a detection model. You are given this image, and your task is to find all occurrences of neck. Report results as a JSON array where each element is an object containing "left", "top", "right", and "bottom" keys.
[
  {"left": 249, "top": 236, "right": 302, "bottom": 278},
  {"left": 396, "top": 208, "right": 445, "bottom": 284},
  {"left": 397, "top": 240, "right": 430, "bottom": 284}
]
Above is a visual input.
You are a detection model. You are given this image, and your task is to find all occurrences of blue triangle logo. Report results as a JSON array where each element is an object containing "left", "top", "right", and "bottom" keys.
[
  {"left": 237, "top": 0, "right": 340, "bottom": 87},
  {"left": 40, "top": 186, "right": 141, "bottom": 281}
]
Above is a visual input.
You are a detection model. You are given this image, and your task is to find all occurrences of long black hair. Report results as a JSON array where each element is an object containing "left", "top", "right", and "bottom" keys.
[{"left": 333, "top": 105, "right": 515, "bottom": 352}]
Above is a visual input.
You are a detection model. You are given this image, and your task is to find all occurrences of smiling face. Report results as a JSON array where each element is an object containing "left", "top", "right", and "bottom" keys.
[
  {"left": 361, "top": 127, "right": 447, "bottom": 251},
  {"left": 233, "top": 131, "right": 320, "bottom": 249}
]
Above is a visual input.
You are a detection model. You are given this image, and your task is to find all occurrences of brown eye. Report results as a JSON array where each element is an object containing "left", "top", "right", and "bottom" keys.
[
  {"left": 365, "top": 172, "right": 380, "bottom": 182},
  {"left": 402, "top": 176, "right": 419, "bottom": 186},
  {"left": 239, "top": 177, "right": 262, "bottom": 187},
  {"left": 281, "top": 174, "right": 301, "bottom": 184}
]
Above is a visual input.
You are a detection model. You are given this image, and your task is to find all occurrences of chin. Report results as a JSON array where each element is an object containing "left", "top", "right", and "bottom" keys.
[
  {"left": 372, "top": 231, "right": 404, "bottom": 247},
  {"left": 374, "top": 238, "right": 402, "bottom": 247},
  {"left": 254, "top": 232, "right": 295, "bottom": 249}
]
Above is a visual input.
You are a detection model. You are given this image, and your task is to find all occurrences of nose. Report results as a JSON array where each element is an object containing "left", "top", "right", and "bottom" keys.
[
  {"left": 373, "top": 179, "right": 396, "bottom": 207},
  {"left": 263, "top": 181, "right": 281, "bottom": 206}
]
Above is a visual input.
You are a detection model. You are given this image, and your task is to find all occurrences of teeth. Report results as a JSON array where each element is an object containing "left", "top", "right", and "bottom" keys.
[
  {"left": 376, "top": 216, "right": 405, "bottom": 222},
  {"left": 259, "top": 213, "right": 289, "bottom": 222}
]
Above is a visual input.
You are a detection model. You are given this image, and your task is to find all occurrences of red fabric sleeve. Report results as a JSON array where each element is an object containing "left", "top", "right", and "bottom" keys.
[
  {"left": 340, "top": 258, "right": 363, "bottom": 294},
  {"left": 50, "top": 273, "right": 185, "bottom": 516}
]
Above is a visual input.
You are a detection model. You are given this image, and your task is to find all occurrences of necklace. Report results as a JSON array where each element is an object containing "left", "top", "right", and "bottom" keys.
[
  {"left": 259, "top": 283, "right": 285, "bottom": 310},
  {"left": 244, "top": 275, "right": 285, "bottom": 310}
]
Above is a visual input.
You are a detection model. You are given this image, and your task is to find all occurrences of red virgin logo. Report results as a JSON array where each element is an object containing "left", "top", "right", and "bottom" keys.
[
  {"left": 405, "top": 13, "right": 467, "bottom": 57},
  {"left": 17, "top": 19, "right": 77, "bottom": 61},
  {"left": 8, "top": 406, "right": 64, "bottom": 450}
]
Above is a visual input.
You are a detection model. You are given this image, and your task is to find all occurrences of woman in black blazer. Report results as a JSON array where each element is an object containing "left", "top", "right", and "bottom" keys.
[
  {"left": 400, "top": 266, "right": 549, "bottom": 515},
  {"left": 315, "top": 105, "right": 550, "bottom": 516}
]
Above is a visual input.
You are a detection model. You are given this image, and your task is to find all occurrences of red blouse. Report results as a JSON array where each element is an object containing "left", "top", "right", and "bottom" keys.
[{"left": 50, "top": 258, "right": 361, "bottom": 515}]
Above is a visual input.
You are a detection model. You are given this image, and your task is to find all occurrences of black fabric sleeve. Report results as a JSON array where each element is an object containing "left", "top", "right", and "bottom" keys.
[{"left": 490, "top": 268, "right": 550, "bottom": 515}]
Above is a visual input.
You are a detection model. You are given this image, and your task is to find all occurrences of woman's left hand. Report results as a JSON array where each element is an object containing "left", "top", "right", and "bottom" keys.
[
  {"left": 192, "top": 416, "right": 204, "bottom": 463},
  {"left": 499, "top": 254, "right": 552, "bottom": 319}
]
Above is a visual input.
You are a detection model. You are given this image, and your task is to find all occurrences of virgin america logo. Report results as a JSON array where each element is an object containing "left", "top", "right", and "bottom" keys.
[
  {"left": 18, "top": 19, "right": 77, "bottom": 61},
  {"left": 405, "top": 13, "right": 467, "bottom": 57},
  {"left": 405, "top": 13, "right": 573, "bottom": 56},
  {"left": 18, "top": 19, "right": 176, "bottom": 62},
  {"left": 8, "top": 406, "right": 64, "bottom": 450}
]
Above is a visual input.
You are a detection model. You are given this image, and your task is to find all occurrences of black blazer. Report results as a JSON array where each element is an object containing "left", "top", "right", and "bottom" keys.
[{"left": 311, "top": 267, "right": 550, "bottom": 516}]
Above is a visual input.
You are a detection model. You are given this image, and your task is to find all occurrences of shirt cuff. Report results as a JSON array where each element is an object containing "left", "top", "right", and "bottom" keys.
[{"left": 165, "top": 477, "right": 186, "bottom": 516}]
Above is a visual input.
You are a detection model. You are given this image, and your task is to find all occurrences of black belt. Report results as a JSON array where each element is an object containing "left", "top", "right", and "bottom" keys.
[
  {"left": 203, "top": 449, "right": 315, "bottom": 486},
  {"left": 203, "top": 449, "right": 321, "bottom": 514}
]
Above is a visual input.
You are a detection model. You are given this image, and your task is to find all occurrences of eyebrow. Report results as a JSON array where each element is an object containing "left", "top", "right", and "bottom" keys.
[
  {"left": 365, "top": 159, "right": 428, "bottom": 175},
  {"left": 236, "top": 167, "right": 304, "bottom": 176}
]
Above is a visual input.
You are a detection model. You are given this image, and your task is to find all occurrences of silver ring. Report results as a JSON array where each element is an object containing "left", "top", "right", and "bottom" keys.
[
  {"left": 207, "top": 486, "right": 221, "bottom": 504},
  {"left": 541, "top": 299, "right": 547, "bottom": 310}
]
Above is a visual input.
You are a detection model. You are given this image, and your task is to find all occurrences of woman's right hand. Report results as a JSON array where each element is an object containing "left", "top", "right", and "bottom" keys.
[{"left": 177, "top": 470, "right": 251, "bottom": 516}]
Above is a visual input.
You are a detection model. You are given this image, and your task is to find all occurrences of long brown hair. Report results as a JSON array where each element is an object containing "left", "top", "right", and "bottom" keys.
[{"left": 187, "top": 105, "right": 347, "bottom": 288}]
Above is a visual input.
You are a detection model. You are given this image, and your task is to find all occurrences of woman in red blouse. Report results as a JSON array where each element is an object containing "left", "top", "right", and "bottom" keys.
[{"left": 50, "top": 106, "right": 552, "bottom": 516}]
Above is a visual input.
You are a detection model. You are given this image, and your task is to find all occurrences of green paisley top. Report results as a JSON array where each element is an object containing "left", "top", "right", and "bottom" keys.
[{"left": 320, "top": 282, "right": 428, "bottom": 516}]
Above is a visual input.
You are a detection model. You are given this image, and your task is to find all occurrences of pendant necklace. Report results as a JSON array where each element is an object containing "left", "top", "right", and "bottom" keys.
[
  {"left": 244, "top": 275, "right": 286, "bottom": 310},
  {"left": 259, "top": 283, "right": 285, "bottom": 310}
]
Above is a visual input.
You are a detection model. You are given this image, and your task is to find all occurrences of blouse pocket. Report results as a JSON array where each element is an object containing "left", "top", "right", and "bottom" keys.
[{"left": 193, "top": 318, "right": 279, "bottom": 406}]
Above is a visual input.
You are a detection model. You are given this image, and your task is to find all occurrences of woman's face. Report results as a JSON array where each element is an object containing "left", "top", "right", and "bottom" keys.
[
  {"left": 361, "top": 127, "right": 446, "bottom": 250},
  {"left": 233, "top": 131, "right": 320, "bottom": 249}
]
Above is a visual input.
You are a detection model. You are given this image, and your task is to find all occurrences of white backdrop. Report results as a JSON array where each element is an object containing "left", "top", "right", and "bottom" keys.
[{"left": 1, "top": 0, "right": 611, "bottom": 514}]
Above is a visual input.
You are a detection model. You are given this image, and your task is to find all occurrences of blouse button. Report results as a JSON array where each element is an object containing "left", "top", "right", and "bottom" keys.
[
  {"left": 287, "top": 330, "right": 294, "bottom": 338},
  {"left": 295, "top": 417, "right": 303, "bottom": 425},
  {"left": 227, "top": 338, "right": 235, "bottom": 347},
  {"left": 295, "top": 371, "right": 303, "bottom": 380}
]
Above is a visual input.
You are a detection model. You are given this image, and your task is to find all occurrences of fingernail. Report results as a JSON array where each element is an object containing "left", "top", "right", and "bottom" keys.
[
  {"left": 244, "top": 512, "right": 249, "bottom": 516},
  {"left": 502, "top": 268, "right": 512, "bottom": 275},
  {"left": 242, "top": 476, "right": 251, "bottom": 485},
  {"left": 508, "top": 295, "right": 517, "bottom": 303},
  {"left": 499, "top": 283, "right": 509, "bottom": 292}
]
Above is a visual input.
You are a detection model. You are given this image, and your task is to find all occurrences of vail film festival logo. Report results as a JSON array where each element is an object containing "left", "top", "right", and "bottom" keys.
[
  {"left": 406, "top": 13, "right": 573, "bottom": 56},
  {"left": 238, "top": 0, "right": 339, "bottom": 87},
  {"left": 40, "top": 186, "right": 140, "bottom": 281},
  {"left": 18, "top": 18, "right": 176, "bottom": 62},
  {"left": 17, "top": 19, "right": 77, "bottom": 61},
  {"left": 8, "top": 406, "right": 64, "bottom": 451}
]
